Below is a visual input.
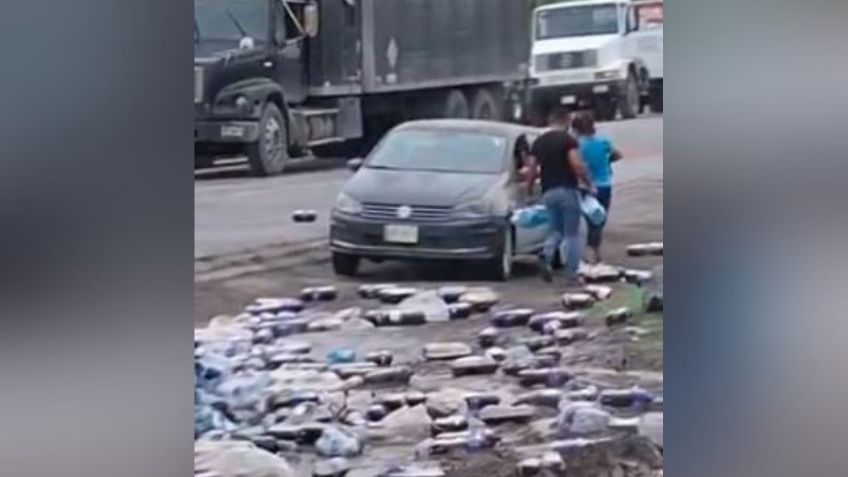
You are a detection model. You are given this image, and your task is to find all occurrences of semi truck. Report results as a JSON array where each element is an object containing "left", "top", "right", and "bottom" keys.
[
  {"left": 194, "top": 0, "right": 532, "bottom": 176},
  {"left": 528, "top": 0, "right": 663, "bottom": 121}
]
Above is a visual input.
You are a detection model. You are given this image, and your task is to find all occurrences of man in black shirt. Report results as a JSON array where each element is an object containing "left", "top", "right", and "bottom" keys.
[{"left": 525, "top": 106, "right": 594, "bottom": 285}]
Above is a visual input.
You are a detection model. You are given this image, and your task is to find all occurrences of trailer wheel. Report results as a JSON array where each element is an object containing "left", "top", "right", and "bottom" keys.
[
  {"left": 471, "top": 88, "right": 503, "bottom": 121},
  {"left": 443, "top": 89, "right": 470, "bottom": 119},
  {"left": 246, "top": 102, "right": 288, "bottom": 177}
]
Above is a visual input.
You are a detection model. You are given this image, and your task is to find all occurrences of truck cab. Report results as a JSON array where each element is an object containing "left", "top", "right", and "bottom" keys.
[
  {"left": 529, "top": 0, "right": 660, "bottom": 121},
  {"left": 194, "top": 0, "right": 357, "bottom": 176}
]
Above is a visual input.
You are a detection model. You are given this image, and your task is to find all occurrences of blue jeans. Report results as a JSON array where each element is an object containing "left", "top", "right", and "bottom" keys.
[{"left": 542, "top": 186, "right": 582, "bottom": 277}]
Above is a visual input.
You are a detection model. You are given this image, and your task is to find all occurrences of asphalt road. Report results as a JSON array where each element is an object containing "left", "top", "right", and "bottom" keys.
[{"left": 194, "top": 114, "right": 663, "bottom": 261}]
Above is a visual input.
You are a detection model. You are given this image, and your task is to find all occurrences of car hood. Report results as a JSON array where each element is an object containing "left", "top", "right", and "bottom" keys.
[{"left": 344, "top": 168, "right": 503, "bottom": 207}]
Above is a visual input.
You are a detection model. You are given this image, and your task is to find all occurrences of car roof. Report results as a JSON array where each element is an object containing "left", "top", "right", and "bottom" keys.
[{"left": 394, "top": 119, "right": 540, "bottom": 139}]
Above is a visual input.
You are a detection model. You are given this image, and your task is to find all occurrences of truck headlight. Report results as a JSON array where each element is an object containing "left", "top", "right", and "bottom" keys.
[
  {"left": 594, "top": 69, "right": 621, "bottom": 80},
  {"left": 334, "top": 192, "right": 363, "bottom": 215},
  {"left": 452, "top": 199, "right": 492, "bottom": 219},
  {"left": 234, "top": 96, "right": 251, "bottom": 113}
]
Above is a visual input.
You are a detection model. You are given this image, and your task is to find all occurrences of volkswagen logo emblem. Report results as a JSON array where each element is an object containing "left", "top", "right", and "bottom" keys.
[{"left": 396, "top": 205, "right": 413, "bottom": 219}]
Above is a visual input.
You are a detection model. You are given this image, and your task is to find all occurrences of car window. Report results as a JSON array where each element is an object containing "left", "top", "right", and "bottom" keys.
[{"left": 367, "top": 129, "right": 508, "bottom": 174}]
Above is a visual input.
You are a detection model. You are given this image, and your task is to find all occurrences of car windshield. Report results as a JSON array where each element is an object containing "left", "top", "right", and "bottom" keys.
[
  {"left": 367, "top": 129, "right": 508, "bottom": 174},
  {"left": 195, "top": 0, "right": 269, "bottom": 43},
  {"left": 536, "top": 4, "right": 620, "bottom": 39}
]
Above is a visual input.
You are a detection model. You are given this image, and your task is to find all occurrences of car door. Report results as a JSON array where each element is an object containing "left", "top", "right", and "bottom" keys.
[{"left": 511, "top": 132, "right": 548, "bottom": 255}]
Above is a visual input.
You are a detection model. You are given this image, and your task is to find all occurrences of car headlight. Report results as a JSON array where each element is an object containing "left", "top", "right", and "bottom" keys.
[
  {"left": 334, "top": 192, "right": 363, "bottom": 215},
  {"left": 594, "top": 69, "right": 621, "bottom": 80},
  {"left": 452, "top": 199, "right": 493, "bottom": 219}
]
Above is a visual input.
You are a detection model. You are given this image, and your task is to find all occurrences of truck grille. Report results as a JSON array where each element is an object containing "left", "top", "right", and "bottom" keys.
[
  {"left": 362, "top": 203, "right": 452, "bottom": 223},
  {"left": 194, "top": 67, "right": 203, "bottom": 103},
  {"left": 534, "top": 51, "right": 597, "bottom": 72}
]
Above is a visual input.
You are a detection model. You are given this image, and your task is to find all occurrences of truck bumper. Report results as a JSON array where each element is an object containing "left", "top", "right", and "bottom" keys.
[
  {"left": 329, "top": 213, "right": 505, "bottom": 261},
  {"left": 530, "top": 80, "right": 625, "bottom": 108},
  {"left": 194, "top": 120, "right": 260, "bottom": 144}
]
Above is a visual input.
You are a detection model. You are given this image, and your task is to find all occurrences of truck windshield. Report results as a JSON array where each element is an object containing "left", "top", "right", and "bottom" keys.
[
  {"left": 195, "top": 0, "right": 269, "bottom": 43},
  {"left": 367, "top": 130, "right": 507, "bottom": 174},
  {"left": 535, "top": 4, "right": 619, "bottom": 39}
]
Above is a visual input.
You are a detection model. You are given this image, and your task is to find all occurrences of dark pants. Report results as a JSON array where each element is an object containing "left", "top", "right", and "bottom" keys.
[{"left": 587, "top": 186, "right": 612, "bottom": 248}]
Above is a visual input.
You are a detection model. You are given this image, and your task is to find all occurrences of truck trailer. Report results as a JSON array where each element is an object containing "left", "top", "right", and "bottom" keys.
[{"left": 194, "top": 0, "right": 532, "bottom": 176}]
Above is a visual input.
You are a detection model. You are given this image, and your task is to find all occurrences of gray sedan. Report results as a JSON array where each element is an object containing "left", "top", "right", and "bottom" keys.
[{"left": 329, "top": 120, "right": 547, "bottom": 280}]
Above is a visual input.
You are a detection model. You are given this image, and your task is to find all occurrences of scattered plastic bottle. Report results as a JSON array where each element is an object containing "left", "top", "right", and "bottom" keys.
[{"left": 327, "top": 348, "right": 357, "bottom": 364}]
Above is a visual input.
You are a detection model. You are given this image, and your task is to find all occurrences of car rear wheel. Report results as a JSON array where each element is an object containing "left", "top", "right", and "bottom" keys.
[
  {"left": 484, "top": 227, "right": 513, "bottom": 281},
  {"left": 332, "top": 252, "right": 360, "bottom": 277}
]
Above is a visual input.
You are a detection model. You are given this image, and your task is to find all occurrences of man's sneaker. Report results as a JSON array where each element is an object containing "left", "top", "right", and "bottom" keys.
[{"left": 539, "top": 258, "right": 553, "bottom": 283}]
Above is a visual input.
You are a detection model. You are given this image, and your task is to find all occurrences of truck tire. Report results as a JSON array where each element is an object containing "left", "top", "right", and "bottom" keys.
[
  {"left": 443, "top": 89, "right": 470, "bottom": 119},
  {"left": 650, "top": 87, "right": 663, "bottom": 113},
  {"left": 483, "top": 226, "right": 513, "bottom": 281},
  {"left": 332, "top": 252, "right": 360, "bottom": 276},
  {"left": 619, "top": 73, "right": 640, "bottom": 120},
  {"left": 471, "top": 87, "right": 503, "bottom": 121},
  {"left": 595, "top": 98, "right": 617, "bottom": 122},
  {"left": 246, "top": 102, "right": 288, "bottom": 177}
]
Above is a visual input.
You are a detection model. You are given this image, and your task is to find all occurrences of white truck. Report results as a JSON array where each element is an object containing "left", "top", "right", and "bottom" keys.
[{"left": 529, "top": 0, "right": 664, "bottom": 121}]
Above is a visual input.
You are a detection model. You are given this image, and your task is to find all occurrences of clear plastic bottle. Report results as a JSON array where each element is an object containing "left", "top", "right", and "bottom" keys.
[{"left": 466, "top": 409, "right": 487, "bottom": 451}]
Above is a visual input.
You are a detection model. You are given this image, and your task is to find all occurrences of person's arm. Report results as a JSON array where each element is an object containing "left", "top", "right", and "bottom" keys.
[
  {"left": 568, "top": 148, "right": 596, "bottom": 195},
  {"left": 610, "top": 147, "right": 623, "bottom": 163},
  {"left": 523, "top": 155, "right": 539, "bottom": 192}
]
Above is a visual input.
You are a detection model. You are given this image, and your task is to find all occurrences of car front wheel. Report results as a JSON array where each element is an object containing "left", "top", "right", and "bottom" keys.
[
  {"left": 484, "top": 226, "right": 513, "bottom": 281},
  {"left": 332, "top": 252, "right": 360, "bottom": 277}
]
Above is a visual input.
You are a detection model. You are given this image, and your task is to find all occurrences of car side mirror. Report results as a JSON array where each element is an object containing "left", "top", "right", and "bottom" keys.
[{"left": 347, "top": 158, "right": 364, "bottom": 172}]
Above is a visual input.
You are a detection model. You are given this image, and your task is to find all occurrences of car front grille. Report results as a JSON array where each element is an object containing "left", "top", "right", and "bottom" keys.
[
  {"left": 534, "top": 50, "right": 597, "bottom": 72},
  {"left": 361, "top": 203, "right": 452, "bottom": 223},
  {"left": 194, "top": 67, "right": 203, "bottom": 103}
]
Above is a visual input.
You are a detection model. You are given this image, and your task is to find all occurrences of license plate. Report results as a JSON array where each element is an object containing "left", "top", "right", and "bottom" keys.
[
  {"left": 560, "top": 95, "right": 577, "bottom": 105},
  {"left": 593, "top": 85, "right": 610, "bottom": 93},
  {"left": 221, "top": 125, "right": 245, "bottom": 138},
  {"left": 384, "top": 224, "right": 418, "bottom": 244}
]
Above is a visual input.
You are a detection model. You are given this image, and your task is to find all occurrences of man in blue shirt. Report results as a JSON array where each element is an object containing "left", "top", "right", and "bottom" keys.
[{"left": 571, "top": 111, "right": 623, "bottom": 264}]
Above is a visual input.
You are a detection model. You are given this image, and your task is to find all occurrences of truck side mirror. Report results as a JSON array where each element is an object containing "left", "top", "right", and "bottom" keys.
[
  {"left": 346, "top": 158, "right": 364, "bottom": 172},
  {"left": 304, "top": 3, "right": 319, "bottom": 37}
]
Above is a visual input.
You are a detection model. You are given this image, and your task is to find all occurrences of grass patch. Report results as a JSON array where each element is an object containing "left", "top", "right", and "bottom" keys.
[{"left": 589, "top": 284, "right": 663, "bottom": 370}]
